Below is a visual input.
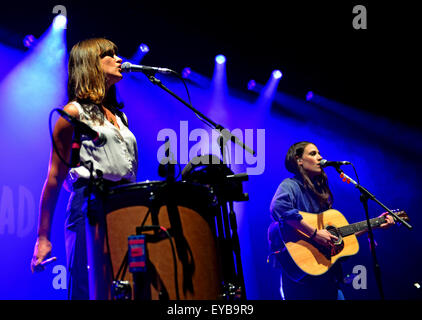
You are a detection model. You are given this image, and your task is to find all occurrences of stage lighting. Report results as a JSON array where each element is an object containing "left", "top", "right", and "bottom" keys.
[
  {"left": 215, "top": 54, "right": 226, "bottom": 65},
  {"left": 53, "top": 14, "right": 67, "bottom": 30},
  {"left": 306, "top": 91, "right": 314, "bottom": 101},
  {"left": 139, "top": 43, "right": 149, "bottom": 53},
  {"left": 272, "top": 70, "right": 282, "bottom": 79},
  {"left": 182, "top": 67, "right": 192, "bottom": 79},
  {"left": 247, "top": 80, "right": 256, "bottom": 91},
  {"left": 23, "top": 35, "right": 37, "bottom": 48}
]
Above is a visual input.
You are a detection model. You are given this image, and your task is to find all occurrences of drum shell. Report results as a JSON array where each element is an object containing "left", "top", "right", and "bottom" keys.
[{"left": 102, "top": 181, "right": 223, "bottom": 300}]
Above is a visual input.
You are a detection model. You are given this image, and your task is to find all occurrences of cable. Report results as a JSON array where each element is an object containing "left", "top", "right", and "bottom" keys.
[
  {"left": 175, "top": 72, "right": 215, "bottom": 130},
  {"left": 115, "top": 207, "right": 152, "bottom": 282},
  {"left": 351, "top": 162, "right": 360, "bottom": 185},
  {"left": 49, "top": 108, "right": 73, "bottom": 168},
  {"left": 115, "top": 251, "right": 128, "bottom": 281},
  {"left": 161, "top": 226, "right": 180, "bottom": 300},
  {"left": 139, "top": 225, "right": 179, "bottom": 300}
]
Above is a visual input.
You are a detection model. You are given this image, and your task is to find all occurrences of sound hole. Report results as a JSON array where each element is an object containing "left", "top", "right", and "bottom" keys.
[{"left": 325, "top": 226, "right": 344, "bottom": 256}]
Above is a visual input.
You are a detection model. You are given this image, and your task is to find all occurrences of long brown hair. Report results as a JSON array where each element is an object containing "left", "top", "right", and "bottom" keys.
[
  {"left": 67, "top": 38, "right": 123, "bottom": 124},
  {"left": 285, "top": 141, "right": 333, "bottom": 208}
]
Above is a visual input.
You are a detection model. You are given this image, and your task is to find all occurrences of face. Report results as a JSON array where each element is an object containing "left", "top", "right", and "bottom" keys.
[
  {"left": 297, "top": 143, "right": 323, "bottom": 178},
  {"left": 100, "top": 53, "right": 123, "bottom": 88}
]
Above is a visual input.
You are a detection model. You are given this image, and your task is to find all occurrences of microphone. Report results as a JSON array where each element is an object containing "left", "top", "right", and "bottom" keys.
[
  {"left": 320, "top": 159, "right": 351, "bottom": 168},
  {"left": 120, "top": 62, "right": 174, "bottom": 75},
  {"left": 56, "top": 109, "right": 106, "bottom": 147}
]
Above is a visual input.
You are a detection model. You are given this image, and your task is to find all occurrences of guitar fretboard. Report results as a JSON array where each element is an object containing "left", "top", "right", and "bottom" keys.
[{"left": 338, "top": 216, "right": 386, "bottom": 237}]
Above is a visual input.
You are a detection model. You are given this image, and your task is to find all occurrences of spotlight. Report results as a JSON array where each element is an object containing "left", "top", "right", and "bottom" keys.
[
  {"left": 23, "top": 35, "right": 37, "bottom": 48},
  {"left": 139, "top": 43, "right": 149, "bottom": 53},
  {"left": 128, "top": 43, "right": 149, "bottom": 64},
  {"left": 53, "top": 14, "right": 67, "bottom": 30},
  {"left": 272, "top": 70, "right": 282, "bottom": 79},
  {"left": 182, "top": 67, "right": 192, "bottom": 79},
  {"left": 247, "top": 80, "right": 256, "bottom": 91},
  {"left": 215, "top": 54, "right": 226, "bottom": 64},
  {"left": 306, "top": 91, "right": 314, "bottom": 101}
]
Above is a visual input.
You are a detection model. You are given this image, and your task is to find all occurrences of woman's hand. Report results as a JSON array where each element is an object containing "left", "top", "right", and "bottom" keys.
[
  {"left": 313, "top": 229, "right": 338, "bottom": 249},
  {"left": 31, "top": 237, "right": 52, "bottom": 273},
  {"left": 379, "top": 212, "right": 395, "bottom": 229}
]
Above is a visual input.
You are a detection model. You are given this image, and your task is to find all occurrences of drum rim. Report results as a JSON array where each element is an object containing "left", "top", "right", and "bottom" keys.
[
  {"left": 107, "top": 180, "right": 165, "bottom": 193},
  {"left": 107, "top": 180, "right": 211, "bottom": 193}
]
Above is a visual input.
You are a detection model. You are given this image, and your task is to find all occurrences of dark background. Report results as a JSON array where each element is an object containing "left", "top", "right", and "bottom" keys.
[{"left": 0, "top": 1, "right": 418, "bottom": 127}]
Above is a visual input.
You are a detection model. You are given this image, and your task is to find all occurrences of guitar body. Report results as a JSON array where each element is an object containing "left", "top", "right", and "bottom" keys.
[{"left": 279, "top": 209, "right": 359, "bottom": 280}]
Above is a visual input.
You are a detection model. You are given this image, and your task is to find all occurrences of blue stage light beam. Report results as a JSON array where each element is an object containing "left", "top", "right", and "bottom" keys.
[
  {"left": 128, "top": 43, "right": 150, "bottom": 64},
  {"left": 212, "top": 54, "right": 228, "bottom": 89},
  {"left": 304, "top": 91, "right": 422, "bottom": 157},
  {"left": 215, "top": 54, "right": 226, "bottom": 65},
  {"left": 181, "top": 67, "right": 211, "bottom": 89},
  {"left": 52, "top": 14, "right": 67, "bottom": 30},
  {"left": 0, "top": 15, "right": 68, "bottom": 300},
  {"left": 255, "top": 69, "right": 283, "bottom": 111},
  {"left": 0, "top": 14, "right": 68, "bottom": 138},
  {"left": 210, "top": 54, "right": 228, "bottom": 117},
  {"left": 272, "top": 69, "right": 282, "bottom": 79}
]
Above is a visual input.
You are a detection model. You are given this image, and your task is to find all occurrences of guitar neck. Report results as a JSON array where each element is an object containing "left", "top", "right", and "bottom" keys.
[{"left": 338, "top": 216, "right": 386, "bottom": 237}]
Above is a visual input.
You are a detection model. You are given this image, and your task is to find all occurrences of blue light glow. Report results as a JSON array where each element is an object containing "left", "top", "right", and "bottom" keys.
[
  {"left": 215, "top": 54, "right": 226, "bottom": 64},
  {"left": 52, "top": 14, "right": 67, "bottom": 30},
  {"left": 139, "top": 43, "right": 149, "bottom": 53},
  {"left": 182, "top": 67, "right": 191, "bottom": 79},
  {"left": 272, "top": 69, "right": 282, "bottom": 79},
  {"left": 23, "top": 35, "right": 37, "bottom": 48},
  {"left": 0, "top": 15, "right": 68, "bottom": 300},
  {"left": 0, "top": 16, "right": 421, "bottom": 301},
  {"left": 306, "top": 91, "right": 314, "bottom": 101},
  {"left": 247, "top": 80, "right": 256, "bottom": 91}
]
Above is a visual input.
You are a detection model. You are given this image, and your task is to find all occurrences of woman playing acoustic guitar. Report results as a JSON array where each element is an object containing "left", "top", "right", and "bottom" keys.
[{"left": 269, "top": 141, "right": 395, "bottom": 300}]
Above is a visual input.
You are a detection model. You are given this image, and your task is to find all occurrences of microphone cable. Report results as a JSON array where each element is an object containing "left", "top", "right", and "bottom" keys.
[{"left": 49, "top": 108, "right": 73, "bottom": 168}]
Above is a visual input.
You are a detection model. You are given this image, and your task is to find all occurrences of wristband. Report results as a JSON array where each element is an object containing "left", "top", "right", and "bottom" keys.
[{"left": 310, "top": 228, "right": 317, "bottom": 239}]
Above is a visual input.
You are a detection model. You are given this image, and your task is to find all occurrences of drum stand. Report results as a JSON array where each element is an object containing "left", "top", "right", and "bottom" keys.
[
  {"left": 216, "top": 197, "right": 247, "bottom": 300},
  {"left": 213, "top": 136, "right": 248, "bottom": 300}
]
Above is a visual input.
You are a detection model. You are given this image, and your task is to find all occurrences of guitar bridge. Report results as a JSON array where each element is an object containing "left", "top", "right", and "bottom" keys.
[{"left": 325, "top": 225, "right": 344, "bottom": 256}]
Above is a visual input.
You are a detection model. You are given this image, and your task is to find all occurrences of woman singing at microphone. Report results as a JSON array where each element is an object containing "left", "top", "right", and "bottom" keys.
[
  {"left": 269, "top": 141, "right": 394, "bottom": 300},
  {"left": 30, "top": 38, "right": 138, "bottom": 300}
]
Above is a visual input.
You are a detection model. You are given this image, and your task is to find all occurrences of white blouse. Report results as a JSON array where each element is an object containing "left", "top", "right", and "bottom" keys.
[{"left": 64, "top": 101, "right": 138, "bottom": 191}]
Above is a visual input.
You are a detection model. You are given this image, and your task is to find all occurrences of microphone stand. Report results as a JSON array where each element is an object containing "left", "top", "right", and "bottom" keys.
[
  {"left": 216, "top": 134, "right": 247, "bottom": 300},
  {"left": 333, "top": 166, "right": 412, "bottom": 300},
  {"left": 144, "top": 72, "right": 250, "bottom": 300},
  {"left": 144, "top": 73, "right": 256, "bottom": 157}
]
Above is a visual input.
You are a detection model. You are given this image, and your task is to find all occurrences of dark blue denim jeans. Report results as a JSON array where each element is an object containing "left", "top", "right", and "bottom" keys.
[{"left": 64, "top": 182, "right": 104, "bottom": 300}]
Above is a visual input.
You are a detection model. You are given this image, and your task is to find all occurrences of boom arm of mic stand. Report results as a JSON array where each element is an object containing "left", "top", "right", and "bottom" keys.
[
  {"left": 146, "top": 74, "right": 256, "bottom": 156},
  {"left": 335, "top": 167, "right": 412, "bottom": 229}
]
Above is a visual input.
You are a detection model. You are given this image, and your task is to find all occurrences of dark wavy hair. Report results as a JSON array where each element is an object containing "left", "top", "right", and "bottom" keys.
[{"left": 285, "top": 141, "right": 333, "bottom": 208}]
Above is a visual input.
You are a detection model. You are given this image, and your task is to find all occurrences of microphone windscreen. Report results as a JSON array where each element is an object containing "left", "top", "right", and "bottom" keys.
[{"left": 120, "top": 62, "right": 132, "bottom": 73}]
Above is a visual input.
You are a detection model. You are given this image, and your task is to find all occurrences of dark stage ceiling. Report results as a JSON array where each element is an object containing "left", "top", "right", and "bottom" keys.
[{"left": 0, "top": 1, "right": 417, "bottom": 127}]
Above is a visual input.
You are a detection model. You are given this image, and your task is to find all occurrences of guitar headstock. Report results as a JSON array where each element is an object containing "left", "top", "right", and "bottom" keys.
[{"left": 388, "top": 209, "right": 410, "bottom": 223}]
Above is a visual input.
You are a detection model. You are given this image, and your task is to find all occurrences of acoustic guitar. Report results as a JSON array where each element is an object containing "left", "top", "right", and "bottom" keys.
[{"left": 268, "top": 209, "right": 408, "bottom": 281}]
